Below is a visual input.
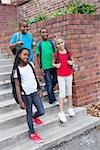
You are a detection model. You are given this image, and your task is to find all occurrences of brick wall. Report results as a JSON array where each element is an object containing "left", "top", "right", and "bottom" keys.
[
  {"left": 17, "top": 0, "right": 100, "bottom": 20},
  {"left": 17, "top": 0, "right": 67, "bottom": 20},
  {"left": 0, "top": 10, "right": 100, "bottom": 106},
  {"left": 30, "top": 14, "right": 100, "bottom": 106},
  {"left": 0, "top": 4, "right": 17, "bottom": 53}
]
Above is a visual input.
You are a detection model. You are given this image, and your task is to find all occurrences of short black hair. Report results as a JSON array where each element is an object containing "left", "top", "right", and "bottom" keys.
[
  {"left": 39, "top": 27, "right": 48, "bottom": 33},
  {"left": 19, "top": 20, "right": 28, "bottom": 27}
]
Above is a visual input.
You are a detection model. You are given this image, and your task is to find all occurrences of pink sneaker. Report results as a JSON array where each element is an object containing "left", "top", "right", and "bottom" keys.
[
  {"left": 33, "top": 117, "right": 44, "bottom": 125},
  {"left": 29, "top": 132, "right": 43, "bottom": 143}
]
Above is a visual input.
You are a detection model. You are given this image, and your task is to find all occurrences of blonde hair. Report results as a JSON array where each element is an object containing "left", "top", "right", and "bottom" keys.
[{"left": 54, "top": 37, "right": 64, "bottom": 48}]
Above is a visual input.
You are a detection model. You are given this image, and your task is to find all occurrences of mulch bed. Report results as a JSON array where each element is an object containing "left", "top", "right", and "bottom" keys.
[{"left": 87, "top": 103, "right": 100, "bottom": 117}]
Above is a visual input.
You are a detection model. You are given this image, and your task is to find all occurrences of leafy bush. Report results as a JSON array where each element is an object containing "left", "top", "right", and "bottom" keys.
[
  {"left": 27, "top": 0, "right": 96, "bottom": 24},
  {"left": 49, "top": 9, "right": 65, "bottom": 18},
  {"left": 27, "top": 15, "right": 47, "bottom": 24},
  {"left": 65, "top": 0, "right": 96, "bottom": 14}
]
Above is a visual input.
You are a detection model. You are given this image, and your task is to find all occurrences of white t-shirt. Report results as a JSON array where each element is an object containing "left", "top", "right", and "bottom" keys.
[{"left": 14, "top": 64, "right": 37, "bottom": 95}]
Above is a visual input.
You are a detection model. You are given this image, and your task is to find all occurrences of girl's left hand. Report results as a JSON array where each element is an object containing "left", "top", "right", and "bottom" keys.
[
  {"left": 38, "top": 89, "right": 43, "bottom": 97},
  {"left": 67, "top": 60, "right": 73, "bottom": 65},
  {"left": 19, "top": 101, "right": 26, "bottom": 110}
]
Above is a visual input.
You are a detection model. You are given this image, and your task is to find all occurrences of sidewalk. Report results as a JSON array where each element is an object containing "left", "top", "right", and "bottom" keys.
[{"left": 50, "top": 126, "right": 100, "bottom": 150}]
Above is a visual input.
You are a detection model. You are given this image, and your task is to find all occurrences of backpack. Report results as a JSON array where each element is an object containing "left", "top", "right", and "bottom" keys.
[
  {"left": 11, "top": 67, "right": 21, "bottom": 104},
  {"left": 38, "top": 40, "right": 55, "bottom": 68},
  {"left": 11, "top": 32, "right": 21, "bottom": 55},
  {"left": 11, "top": 62, "right": 40, "bottom": 104}
]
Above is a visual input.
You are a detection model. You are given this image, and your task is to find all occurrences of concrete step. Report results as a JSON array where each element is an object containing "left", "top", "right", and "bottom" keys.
[
  {"left": 0, "top": 92, "right": 59, "bottom": 114},
  {"left": 0, "top": 99, "right": 69, "bottom": 130},
  {"left": 1, "top": 110, "right": 100, "bottom": 150},
  {"left": 0, "top": 93, "right": 58, "bottom": 114},
  {"left": 0, "top": 80, "right": 11, "bottom": 90},
  {"left": 0, "top": 86, "right": 45, "bottom": 103},
  {"left": 0, "top": 72, "right": 11, "bottom": 82},
  {"left": 0, "top": 65, "right": 13, "bottom": 73},
  {"left": 0, "top": 58, "right": 14, "bottom": 66},
  {"left": 0, "top": 89, "right": 13, "bottom": 102},
  {"left": 0, "top": 99, "right": 18, "bottom": 113},
  {"left": 0, "top": 53, "right": 9, "bottom": 59},
  {"left": 0, "top": 80, "right": 45, "bottom": 91},
  {"left": 0, "top": 85, "right": 58, "bottom": 103},
  {"left": 0, "top": 107, "right": 90, "bottom": 149}
]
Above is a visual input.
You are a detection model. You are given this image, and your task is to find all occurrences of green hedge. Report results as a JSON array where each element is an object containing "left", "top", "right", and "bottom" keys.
[{"left": 27, "top": 0, "right": 96, "bottom": 24}]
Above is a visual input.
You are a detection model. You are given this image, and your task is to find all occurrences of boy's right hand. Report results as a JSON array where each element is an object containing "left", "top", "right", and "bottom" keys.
[
  {"left": 19, "top": 101, "right": 26, "bottom": 110},
  {"left": 17, "top": 41, "right": 24, "bottom": 46}
]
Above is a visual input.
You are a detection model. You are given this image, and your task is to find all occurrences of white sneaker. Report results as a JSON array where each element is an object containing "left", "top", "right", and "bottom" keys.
[
  {"left": 55, "top": 101, "right": 59, "bottom": 105},
  {"left": 52, "top": 101, "right": 59, "bottom": 106},
  {"left": 67, "top": 108, "right": 75, "bottom": 117},
  {"left": 58, "top": 112, "right": 67, "bottom": 123}
]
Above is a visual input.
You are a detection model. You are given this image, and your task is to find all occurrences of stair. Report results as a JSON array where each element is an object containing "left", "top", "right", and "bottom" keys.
[{"left": 0, "top": 54, "right": 100, "bottom": 150}]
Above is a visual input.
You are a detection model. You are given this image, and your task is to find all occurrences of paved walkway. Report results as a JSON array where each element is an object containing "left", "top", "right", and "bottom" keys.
[{"left": 50, "top": 126, "right": 100, "bottom": 150}]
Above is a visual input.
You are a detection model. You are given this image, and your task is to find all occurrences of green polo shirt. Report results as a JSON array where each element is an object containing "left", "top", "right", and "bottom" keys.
[{"left": 36, "top": 41, "right": 55, "bottom": 70}]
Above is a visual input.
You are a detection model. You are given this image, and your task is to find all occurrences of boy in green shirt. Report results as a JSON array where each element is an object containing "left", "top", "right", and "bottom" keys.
[{"left": 36, "top": 27, "right": 57, "bottom": 104}]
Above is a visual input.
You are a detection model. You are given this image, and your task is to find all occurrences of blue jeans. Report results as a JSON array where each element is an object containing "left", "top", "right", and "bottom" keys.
[
  {"left": 22, "top": 92, "right": 45, "bottom": 134},
  {"left": 44, "top": 68, "right": 58, "bottom": 104}
]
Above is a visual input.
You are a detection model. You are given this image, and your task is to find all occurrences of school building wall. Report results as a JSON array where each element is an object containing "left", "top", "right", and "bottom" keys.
[
  {"left": 17, "top": 0, "right": 100, "bottom": 21},
  {"left": 31, "top": 14, "right": 100, "bottom": 106},
  {"left": 17, "top": 0, "right": 66, "bottom": 20},
  {"left": 0, "top": 4, "right": 17, "bottom": 53},
  {"left": 0, "top": 8, "right": 100, "bottom": 106}
]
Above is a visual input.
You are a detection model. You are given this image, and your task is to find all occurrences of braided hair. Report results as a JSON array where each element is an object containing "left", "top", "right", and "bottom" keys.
[{"left": 12, "top": 47, "right": 30, "bottom": 72}]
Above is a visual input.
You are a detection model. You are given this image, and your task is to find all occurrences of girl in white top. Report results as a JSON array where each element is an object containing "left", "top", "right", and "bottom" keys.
[{"left": 11, "top": 47, "right": 45, "bottom": 143}]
